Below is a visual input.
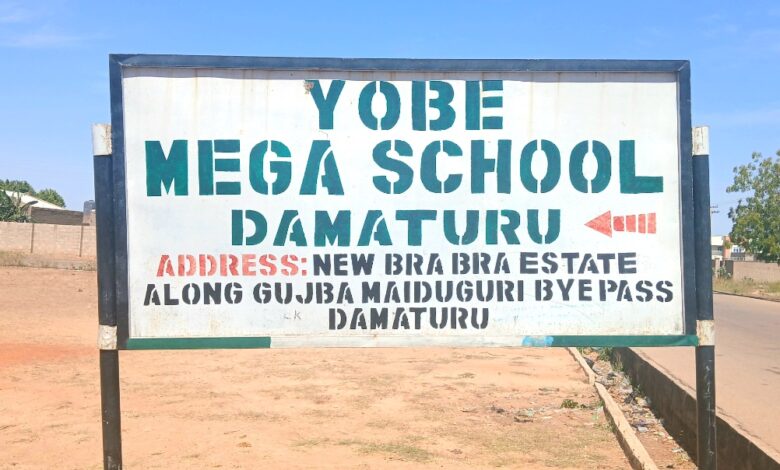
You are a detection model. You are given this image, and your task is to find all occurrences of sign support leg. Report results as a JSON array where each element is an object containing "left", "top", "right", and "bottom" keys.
[
  {"left": 693, "top": 126, "right": 716, "bottom": 469},
  {"left": 93, "top": 124, "right": 123, "bottom": 469},
  {"left": 99, "top": 350, "right": 122, "bottom": 469}
]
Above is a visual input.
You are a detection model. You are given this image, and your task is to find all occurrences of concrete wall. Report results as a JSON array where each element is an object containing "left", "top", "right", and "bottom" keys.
[
  {"left": 613, "top": 348, "right": 780, "bottom": 470},
  {"left": 0, "top": 221, "right": 95, "bottom": 258},
  {"left": 30, "top": 206, "right": 85, "bottom": 225},
  {"left": 0, "top": 221, "right": 33, "bottom": 252},
  {"left": 725, "top": 260, "right": 780, "bottom": 282},
  {"left": 82, "top": 210, "right": 96, "bottom": 225},
  {"left": 81, "top": 224, "right": 96, "bottom": 255}
]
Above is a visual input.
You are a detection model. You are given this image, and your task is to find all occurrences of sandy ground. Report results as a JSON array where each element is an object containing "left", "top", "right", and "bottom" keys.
[{"left": 0, "top": 267, "right": 630, "bottom": 469}]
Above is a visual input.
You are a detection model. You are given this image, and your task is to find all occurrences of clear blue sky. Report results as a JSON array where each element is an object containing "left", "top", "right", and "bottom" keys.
[{"left": 1, "top": 0, "right": 778, "bottom": 235}]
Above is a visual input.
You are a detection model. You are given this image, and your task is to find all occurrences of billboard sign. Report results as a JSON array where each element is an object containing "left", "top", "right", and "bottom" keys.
[{"left": 108, "top": 56, "right": 696, "bottom": 349}]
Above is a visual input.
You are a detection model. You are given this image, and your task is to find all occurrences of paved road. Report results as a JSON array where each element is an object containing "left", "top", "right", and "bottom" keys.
[{"left": 636, "top": 293, "right": 780, "bottom": 456}]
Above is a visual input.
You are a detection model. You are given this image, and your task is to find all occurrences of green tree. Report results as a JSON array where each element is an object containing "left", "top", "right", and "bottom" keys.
[
  {"left": 727, "top": 150, "right": 780, "bottom": 263},
  {"left": 35, "top": 188, "right": 66, "bottom": 207},
  {"left": 0, "top": 179, "right": 35, "bottom": 194},
  {"left": 0, "top": 191, "right": 33, "bottom": 222},
  {"left": 0, "top": 179, "right": 67, "bottom": 208}
]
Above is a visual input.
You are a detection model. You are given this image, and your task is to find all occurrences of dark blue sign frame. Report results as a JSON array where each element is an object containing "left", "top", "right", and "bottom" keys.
[{"left": 105, "top": 55, "right": 697, "bottom": 350}]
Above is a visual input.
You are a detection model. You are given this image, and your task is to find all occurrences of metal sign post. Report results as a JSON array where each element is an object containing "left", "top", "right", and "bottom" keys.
[
  {"left": 693, "top": 126, "right": 717, "bottom": 469},
  {"left": 93, "top": 124, "right": 123, "bottom": 470}
]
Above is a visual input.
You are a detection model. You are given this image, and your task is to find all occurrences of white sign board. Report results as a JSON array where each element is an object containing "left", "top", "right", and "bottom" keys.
[{"left": 110, "top": 57, "right": 695, "bottom": 349}]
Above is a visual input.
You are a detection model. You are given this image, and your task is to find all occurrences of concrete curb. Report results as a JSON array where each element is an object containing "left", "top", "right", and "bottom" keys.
[
  {"left": 713, "top": 289, "right": 780, "bottom": 303},
  {"left": 568, "top": 346, "right": 596, "bottom": 385},
  {"left": 568, "top": 348, "right": 658, "bottom": 470},
  {"left": 615, "top": 348, "right": 780, "bottom": 470}
]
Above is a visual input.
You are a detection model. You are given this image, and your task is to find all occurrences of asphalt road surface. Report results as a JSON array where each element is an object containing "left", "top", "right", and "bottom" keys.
[{"left": 636, "top": 293, "right": 780, "bottom": 457}]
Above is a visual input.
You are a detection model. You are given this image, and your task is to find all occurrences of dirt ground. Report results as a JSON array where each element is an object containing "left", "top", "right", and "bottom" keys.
[{"left": 0, "top": 267, "right": 630, "bottom": 469}]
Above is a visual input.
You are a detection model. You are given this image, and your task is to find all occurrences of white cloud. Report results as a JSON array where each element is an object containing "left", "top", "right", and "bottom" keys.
[
  {"left": 0, "top": 1, "right": 90, "bottom": 48},
  {"left": 0, "top": 2, "right": 36, "bottom": 24},
  {"left": 694, "top": 9, "right": 780, "bottom": 56},
  {"left": 2, "top": 28, "right": 87, "bottom": 47}
]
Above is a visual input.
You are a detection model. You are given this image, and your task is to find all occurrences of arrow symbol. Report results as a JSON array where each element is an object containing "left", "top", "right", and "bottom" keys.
[
  {"left": 586, "top": 211, "right": 613, "bottom": 237},
  {"left": 586, "top": 211, "right": 656, "bottom": 237}
]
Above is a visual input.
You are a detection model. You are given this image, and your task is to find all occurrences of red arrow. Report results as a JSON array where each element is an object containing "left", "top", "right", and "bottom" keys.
[
  {"left": 586, "top": 211, "right": 657, "bottom": 237},
  {"left": 585, "top": 211, "right": 612, "bottom": 237}
]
